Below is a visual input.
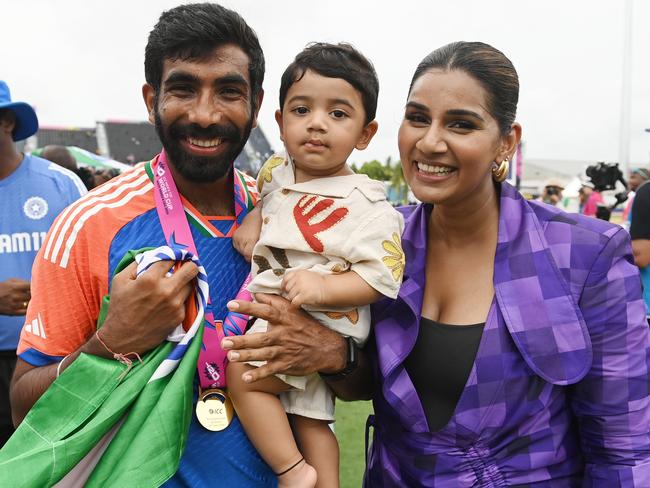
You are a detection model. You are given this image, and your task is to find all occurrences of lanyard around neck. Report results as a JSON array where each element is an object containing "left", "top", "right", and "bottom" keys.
[{"left": 152, "top": 150, "right": 251, "bottom": 389}]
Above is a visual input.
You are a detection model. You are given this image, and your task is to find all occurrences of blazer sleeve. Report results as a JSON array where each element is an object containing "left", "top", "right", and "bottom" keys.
[{"left": 569, "top": 227, "right": 650, "bottom": 486}]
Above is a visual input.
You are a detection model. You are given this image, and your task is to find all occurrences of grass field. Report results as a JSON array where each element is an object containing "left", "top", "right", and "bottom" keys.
[{"left": 335, "top": 400, "right": 374, "bottom": 488}]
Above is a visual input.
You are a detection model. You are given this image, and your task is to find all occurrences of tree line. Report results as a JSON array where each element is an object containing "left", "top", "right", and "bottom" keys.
[{"left": 350, "top": 157, "right": 409, "bottom": 205}]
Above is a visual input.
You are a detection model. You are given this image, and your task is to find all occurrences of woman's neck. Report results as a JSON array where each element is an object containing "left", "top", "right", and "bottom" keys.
[{"left": 428, "top": 184, "right": 500, "bottom": 248}]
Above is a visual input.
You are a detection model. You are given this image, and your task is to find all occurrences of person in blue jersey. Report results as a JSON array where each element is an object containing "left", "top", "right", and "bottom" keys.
[
  {"left": 0, "top": 80, "right": 86, "bottom": 446},
  {"left": 10, "top": 4, "right": 346, "bottom": 487}
]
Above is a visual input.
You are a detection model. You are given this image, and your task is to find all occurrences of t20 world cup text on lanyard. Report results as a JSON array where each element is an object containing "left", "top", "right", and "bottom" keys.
[{"left": 152, "top": 151, "right": 253, "bottom": 390}]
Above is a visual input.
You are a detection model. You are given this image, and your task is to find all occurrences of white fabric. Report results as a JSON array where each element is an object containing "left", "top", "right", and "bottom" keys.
[{"left": 247, "top": 155, "right": 404, "bottom": 419}]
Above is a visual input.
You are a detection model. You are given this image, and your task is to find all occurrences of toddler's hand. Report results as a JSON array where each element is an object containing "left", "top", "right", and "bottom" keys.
[
  {"left": 282, "top": 270, "right": 326, "bottom": 308},
  {"left": 233, "top": 228, "right": 257, "bottom": 262},
  {"left": 233, "top": 207, "right": 262, "bottom": 262}
]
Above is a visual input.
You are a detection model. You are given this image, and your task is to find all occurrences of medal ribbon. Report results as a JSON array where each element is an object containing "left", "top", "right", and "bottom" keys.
[{"left": 152, "top": 150, "right": 253, "bottom": 389}]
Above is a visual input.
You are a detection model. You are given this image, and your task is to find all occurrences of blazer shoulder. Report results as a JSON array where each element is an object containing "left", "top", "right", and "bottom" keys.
[{"left": 530, "top": 200, "right": 620, "bottom": 249}]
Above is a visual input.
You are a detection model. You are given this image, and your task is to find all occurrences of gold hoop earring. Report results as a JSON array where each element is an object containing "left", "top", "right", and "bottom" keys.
[{"left": 492, "top": 158, "right": 509, "bottom": 182}]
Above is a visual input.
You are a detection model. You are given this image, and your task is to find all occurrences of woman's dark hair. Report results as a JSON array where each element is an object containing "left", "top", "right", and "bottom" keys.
[
  {"left": 144, "top": 3, "right": 265, "bottom": 111},
  {"left": 409, "top": 41, "right": 518, "bottom": 135},
  {"left": 279, "top": 42, "right": 379, "bottom": 124}
]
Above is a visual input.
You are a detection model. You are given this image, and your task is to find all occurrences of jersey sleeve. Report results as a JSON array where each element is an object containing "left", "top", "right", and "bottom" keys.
[
  {"left": 344, "top": 205, "right": 405, "bottom": 299},
  {"left": 49, "top": 161, "right": 88, "bottom": 203},
  {"left": 17, "top": 212, "right": 102, "bottom": 365},
  {"left": 236, "top": 169, "right": 259, "bottom": 208},
  {"left": 66, "top": 171, "right": 88, "bottom": 202}
]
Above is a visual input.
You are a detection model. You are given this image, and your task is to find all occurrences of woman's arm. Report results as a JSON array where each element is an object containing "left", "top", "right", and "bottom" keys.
[
  {"left": 569, "top": 228, "right": 650, "bottom": 485},
  {"left": 222, "top": 293, "right": 375, "bottom": 400}
]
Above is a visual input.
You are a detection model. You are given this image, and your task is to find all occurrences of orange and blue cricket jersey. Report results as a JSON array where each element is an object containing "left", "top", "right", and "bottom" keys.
[{"left": 17, "top": 158, "right": 276, "bottom": 487}]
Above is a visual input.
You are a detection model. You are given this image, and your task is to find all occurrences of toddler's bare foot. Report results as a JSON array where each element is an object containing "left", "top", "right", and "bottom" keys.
[{"left": 277, "top": 458, "right": 317, "bottom": 488}]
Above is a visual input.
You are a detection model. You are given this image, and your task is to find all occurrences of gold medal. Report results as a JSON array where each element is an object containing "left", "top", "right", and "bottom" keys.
[{"left": 195, "top": 388, "right": 234, "bottom": 431}]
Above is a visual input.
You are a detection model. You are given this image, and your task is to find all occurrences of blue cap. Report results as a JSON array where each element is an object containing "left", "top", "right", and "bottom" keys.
[{"left": 0, "top": 80, "right": 39, "bottom": 141}]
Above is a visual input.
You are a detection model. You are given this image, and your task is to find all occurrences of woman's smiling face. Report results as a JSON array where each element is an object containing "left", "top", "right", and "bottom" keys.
[{"left": 399, "top": 69, "right": 507, "bottom": 207}]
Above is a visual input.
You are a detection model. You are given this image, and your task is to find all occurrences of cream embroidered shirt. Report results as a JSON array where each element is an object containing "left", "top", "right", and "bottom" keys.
[{"left": 249, "top": 155, "right": 405, "bottom": 309}]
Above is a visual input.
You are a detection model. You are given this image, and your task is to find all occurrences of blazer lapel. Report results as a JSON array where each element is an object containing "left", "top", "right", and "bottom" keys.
[
  {"left": 374, "top": 204, "right": 429, "bottom": 432},
  {"left": 493, "top": 183, "right": 592, "bottom": 385}
]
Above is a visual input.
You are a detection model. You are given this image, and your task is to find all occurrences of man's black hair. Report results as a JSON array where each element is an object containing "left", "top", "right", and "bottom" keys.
[
  {"left": 279, "top": 43, "right": 379, "bottom": 124},
  {"left": 144, "top": 3, "right": 265, "bottom": 111}
]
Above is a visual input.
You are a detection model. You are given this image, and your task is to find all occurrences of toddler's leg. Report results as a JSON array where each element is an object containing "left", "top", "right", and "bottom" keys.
[
  {"left": 227, "top": 362, "right": 317, "bottom": 487},
  {"left": 290, "top": 415, "right": 340, "bottom": 488}
]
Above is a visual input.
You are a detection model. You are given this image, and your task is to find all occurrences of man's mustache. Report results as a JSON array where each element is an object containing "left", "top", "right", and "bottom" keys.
[{"left": 169, "top": 122, "right": 240, "bottom": 141}]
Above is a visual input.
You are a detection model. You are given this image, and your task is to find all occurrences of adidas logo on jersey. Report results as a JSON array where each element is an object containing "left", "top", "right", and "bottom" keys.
[{"left": 24, "top": 313, "right": 47, "bottom": 339}]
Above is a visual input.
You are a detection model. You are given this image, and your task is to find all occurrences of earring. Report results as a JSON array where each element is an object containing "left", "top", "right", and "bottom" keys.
[{"left": 492, "top": 158, "right": 509, "bottom": 182}]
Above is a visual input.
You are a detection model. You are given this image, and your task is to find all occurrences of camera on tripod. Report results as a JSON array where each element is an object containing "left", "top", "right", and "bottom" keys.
[
  {"left": 584, "top": 162, "right": 628, "bottom": 221},
  {"left": 585, "top": 162, "right": 626, "bottom": 192}
]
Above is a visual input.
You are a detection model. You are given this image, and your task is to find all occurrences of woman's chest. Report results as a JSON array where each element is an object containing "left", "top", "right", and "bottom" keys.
[
  {"left": 377, "top": 302, "right": 571, "bottom": 442},
  {"left": 421, "top": 245, "right": 495, "bottom": 324}
]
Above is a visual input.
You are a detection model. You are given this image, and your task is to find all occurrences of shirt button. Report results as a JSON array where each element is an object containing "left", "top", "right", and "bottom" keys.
[
  {"left": 281, "top": 189, "right": 290, "bottom": 195},
  {"left": 264, "top": 217, "right": 270, "bottom": 225}
]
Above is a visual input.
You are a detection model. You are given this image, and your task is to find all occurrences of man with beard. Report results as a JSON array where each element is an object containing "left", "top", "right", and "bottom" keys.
[{"left": 8, "top": 4, "right": 282, "bottom": 485}]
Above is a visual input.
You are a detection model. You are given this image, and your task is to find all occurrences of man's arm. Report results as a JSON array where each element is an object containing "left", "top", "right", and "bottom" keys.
[
  {"left": 221, "top": 293, "right": 375, "bottom": 401},
  {"left": 10, "top": 260, "right": 198, "bottom": 425},
  {"left": 632, "top": 240, "right": 650, "bottom": 268},
  {"left": 630, "top": 183, "right": 650, "bottom": 268},
  {"left": 10, "top": 336, "right": 108, "bottom": 425},
  {"left": 0, "top": 278, "right": 30, "bottom": 316}
]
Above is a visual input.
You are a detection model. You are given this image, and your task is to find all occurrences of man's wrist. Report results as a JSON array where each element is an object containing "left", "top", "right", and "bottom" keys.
[{"left": 320, "top": 336, "right": 358, "bottom": 381}]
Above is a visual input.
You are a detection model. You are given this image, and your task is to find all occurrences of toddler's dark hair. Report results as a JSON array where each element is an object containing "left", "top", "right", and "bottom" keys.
[{"left": 279, "top": 42, "right": 379, "bottom": 124}]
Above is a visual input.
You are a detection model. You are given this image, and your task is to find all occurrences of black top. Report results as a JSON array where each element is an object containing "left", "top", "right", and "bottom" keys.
[
  {"left": 404, "top": 317, "right": 484, "bottom": 431},
  {"left": 630, "top": 182, "right": 650, "bottom": 240}
]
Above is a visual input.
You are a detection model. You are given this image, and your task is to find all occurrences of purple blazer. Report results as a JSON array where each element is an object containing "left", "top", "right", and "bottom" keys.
[{"left": 366, "top": 182, "right": 650, "bottom": 487}]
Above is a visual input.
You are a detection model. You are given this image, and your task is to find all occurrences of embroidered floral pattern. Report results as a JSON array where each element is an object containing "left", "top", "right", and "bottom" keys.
[
  {"left": 257, "top": 155, "right": 285, "bottom": 192},
  {"left": 382, "top": 232, "right": 405, "bottom": 281},
  {"left": 325, "top": 309, "right": 359, "bottom": 325}
]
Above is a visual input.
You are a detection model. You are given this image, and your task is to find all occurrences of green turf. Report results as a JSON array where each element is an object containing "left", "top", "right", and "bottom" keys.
[{"left": 335, "top": 400, "right": 373, "bottom": 488}]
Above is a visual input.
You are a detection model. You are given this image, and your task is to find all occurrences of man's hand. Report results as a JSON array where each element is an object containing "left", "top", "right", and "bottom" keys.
[
  {"left": 96, "top": 260, "right": 199, "bottom": 356},
  {"left": 10, "top": 259, "right": 199, "bottom": 426},
  {"left": 221, "top": 293, "right": 347, "bottom": 383},
  {"left": 281, "top": 270, "right": 326, "bottom": 308},
  {"left": 0, "top": 278, "right": 31, "bottom": 315}
]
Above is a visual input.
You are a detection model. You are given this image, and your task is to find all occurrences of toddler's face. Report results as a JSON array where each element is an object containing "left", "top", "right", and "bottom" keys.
[{"left": 276, "top": 69, "right": 376, "bottom": 183}]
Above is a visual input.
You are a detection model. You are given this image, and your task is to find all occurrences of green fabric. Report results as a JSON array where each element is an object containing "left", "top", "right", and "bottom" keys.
[{"left": 0, "top": 248, "right": 203, "bottom": 487}]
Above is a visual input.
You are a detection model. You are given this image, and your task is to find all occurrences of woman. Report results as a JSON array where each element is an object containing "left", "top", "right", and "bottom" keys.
[
  {"left": 365, "top": 41, "right": 650, "bottom": 486},
  {"left": 224, "top": 42, "right": 650, "bottom": 486}
]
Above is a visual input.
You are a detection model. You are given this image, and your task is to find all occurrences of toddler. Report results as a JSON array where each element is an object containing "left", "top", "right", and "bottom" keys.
[{"left": 228, "top": 43, "right": 405, "bottom": 488}]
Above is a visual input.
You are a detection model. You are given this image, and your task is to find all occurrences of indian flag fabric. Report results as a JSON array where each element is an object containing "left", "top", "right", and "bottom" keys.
[{"left": 0, "top": 246, "right": 207, "bottom": 487}]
